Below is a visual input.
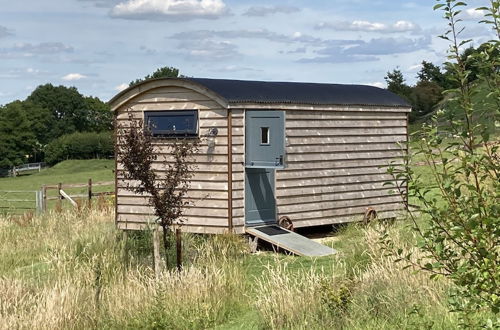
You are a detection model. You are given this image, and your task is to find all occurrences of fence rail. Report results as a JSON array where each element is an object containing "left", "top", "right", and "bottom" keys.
[{"left": 0, "top": 179, "right": 114, "bottom": 215}]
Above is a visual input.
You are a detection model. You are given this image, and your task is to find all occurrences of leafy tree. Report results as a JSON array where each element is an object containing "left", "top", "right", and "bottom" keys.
[
  {"left": 384, "top": 68, "right": 412, "bottom": 100},
  {"left": 44, "top": 131, "right": 113, "bottom": 165},
  {"left": 26, "top": 84, "right": 112, "bottom": 141},
  {"left": 129, "top": 66, "right": 180, "bottom": 87},
  {"left": 0, "top": 102, "right": 36, "bottom": 168},
  {"left": 417, "top": 60, "right": 451, "bottom": 89},
  {"left": 117, "top": 112, "right": 199, "bottom": 268},
  {"left": 384, "top": 0, "right": 500, "bottom": 324},
  {"left": 409, "top": 81, "right": 444, "bottom": 118},
  {"left": 84, "top": 96, "right": 113, "bottom": 132}
]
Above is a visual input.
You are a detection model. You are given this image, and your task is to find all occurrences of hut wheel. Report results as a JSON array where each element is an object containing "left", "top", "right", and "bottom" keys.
[
  {"left": 363, "top": 207, "right": 377, "bottom": 225},
  {"left": 278, "top": 216, "right": 294, "bottom": 231}
]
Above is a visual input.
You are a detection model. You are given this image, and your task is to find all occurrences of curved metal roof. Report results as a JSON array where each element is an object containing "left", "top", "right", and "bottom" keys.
[{"left": 187, "top": 78, "right": 410, "bottom": 107}]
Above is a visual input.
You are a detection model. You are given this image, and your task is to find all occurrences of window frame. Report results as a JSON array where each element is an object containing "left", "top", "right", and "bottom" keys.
[{"left": 144, "top": 110, "right": 199, "bottom": 138}]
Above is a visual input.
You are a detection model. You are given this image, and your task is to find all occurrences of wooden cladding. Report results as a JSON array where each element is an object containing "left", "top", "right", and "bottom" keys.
[
  {"left": 114, "top": 83, "right": 409, "bottom": 233},
  {"left": 276, "top": 109, "right": 407, "bottom": 227}
]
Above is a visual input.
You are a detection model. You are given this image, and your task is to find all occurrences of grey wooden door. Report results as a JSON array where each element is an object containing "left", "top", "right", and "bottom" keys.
[
  {"left": 245, "top": 168, "right": 276, "bottom": 226},
  {"left": 245, "top": 111, "right": 285, "bottom": 168}
]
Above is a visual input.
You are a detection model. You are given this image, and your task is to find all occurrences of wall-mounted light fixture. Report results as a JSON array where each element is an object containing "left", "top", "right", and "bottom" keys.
[{"left": 207, "top": 127, "right": 218, "bottom": 149}]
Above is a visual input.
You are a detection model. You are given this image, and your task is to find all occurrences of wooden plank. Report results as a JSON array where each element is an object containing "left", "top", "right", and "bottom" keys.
[
  {"left": 284, "top": 158, "right": 404, "bottom": 170},
  {"left": 276, "top": 173, "right": 396, "bottom": 188},
  {"left": 277, "top": 166, "right": 390, "bottom": 180},
  {"left": 286, "top": 127, "right": 407, "bottom": 136},
  {"left": 117, "top": 205, "right": 228, "bottom": 218},
  {"left": 118, "top": 196, "right": 228, "bottom": 208},
  {"left": 286, "top": 150, "right": 404, "bottom": 162},
  {"left": 290, "top": 210, "right": 402, "bottom": 228},
  {"left": 116, "top": 188, "right": 228, "bottom": 199},
  {"left": 59, "top": 190, "right": 77, "bottom": 207},
  {"left": 276, "top": 181, "right": 405, "bottom": 197},
  {"left": 277, "top": 187, "right": 401, "bottom": 206},
  {"left": 117, "top": 221, "right": 244, "bottom": 234},
  {"left": 286, "top": 119, "right": 407, "bottom": 128},
  {"left": 286, "top": 135, "right": 407, "bottom": 145},
  {"left": 277, "top": 195, "right": 403, "bottom": 214},
  {"left": 285, "top": 110, "right": 407, "bottom": 120},
  {"left": 286, "top": 143, "right": 404, "bottom": 154},
  {"left": 128, "top": 101, "right": 222, "bottom": 111},
  {"left": 278, "top": 202, "right": 405, "bottom": 220},
  {"left": 117, "top": 213, "right": 229, "bottom": 226},
  {"left": 117, "top": 180, "right": 228, "bottom": 191}
]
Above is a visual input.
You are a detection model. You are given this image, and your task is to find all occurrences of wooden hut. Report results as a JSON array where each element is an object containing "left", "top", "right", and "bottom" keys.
[{"left": 110, "top": 78, "right": 410, "bottom": 235}]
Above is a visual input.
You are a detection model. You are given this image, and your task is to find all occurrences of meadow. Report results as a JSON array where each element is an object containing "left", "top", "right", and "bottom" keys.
[{"left": 0, "top": 155, "right": 495, "bottom": 329}]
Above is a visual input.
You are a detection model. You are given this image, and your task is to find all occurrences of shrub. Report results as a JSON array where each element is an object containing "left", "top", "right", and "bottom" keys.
[{"left": 45, "top": 131, "right": 113, "bottom": 165}]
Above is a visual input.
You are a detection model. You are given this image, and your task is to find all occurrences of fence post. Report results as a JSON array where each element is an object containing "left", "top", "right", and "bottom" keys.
[
  {"left": 153, "top": 227, "right": 161, "bottom": 277},
  {"left": 42, "top": 185, "right": 47, "bottom": 212},
  {"left": 35, "top": 190, "right": 43, "bottom": 215},
  {"left": 57, "top": 182, "right": 62, "bottom": 212},
  {"left": 88, "top": 178, "right": 92, "bottom": 209}
]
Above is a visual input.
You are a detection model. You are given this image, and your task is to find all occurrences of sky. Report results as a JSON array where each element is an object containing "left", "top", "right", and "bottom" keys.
[{"left": 0, "top": 0, "right": 494, "bottom": 105}]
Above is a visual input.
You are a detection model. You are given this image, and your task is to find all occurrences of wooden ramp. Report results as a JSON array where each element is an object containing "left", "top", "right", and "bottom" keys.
[{"left": 246, "top": 225, "right": 337, "bottom": 257}]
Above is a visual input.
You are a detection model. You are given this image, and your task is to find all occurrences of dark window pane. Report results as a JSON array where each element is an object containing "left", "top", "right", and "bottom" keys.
[
  {"left": 145, "top": 110, "right": 198, "bottom": 137},
  {"left": 261, "top": 127, "right": 269, "bottom": 144}
]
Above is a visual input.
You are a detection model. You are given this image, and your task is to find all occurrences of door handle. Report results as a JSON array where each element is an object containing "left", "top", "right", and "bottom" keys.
[{"left": 275, "top": 155, "right": 283, "bottom": 166}]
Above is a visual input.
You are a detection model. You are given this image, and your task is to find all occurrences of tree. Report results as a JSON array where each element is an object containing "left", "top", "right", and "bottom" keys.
[
  {"left": 384, "top": 68, "right": 412, "bottom": 100},
  {"left": 385, "top": 0, "right": 499, "bottom": 322},
  {"left": 409, "top": 81, "right": 444, "bottom": 118},
  {"left": 129, "top": 66, "right": 180, "bottom": 87},
  {"left": 26, "top": 84, "right": 112, "bottom": 141},
  {"left": 117, "top": 112, "right": 199, "bottom": 268},
  {"left": 417, "top": 60, "right": 450, "bottom": 89},
  {"left": 0, "top": 102, "right": 36, "bottom": 168}
]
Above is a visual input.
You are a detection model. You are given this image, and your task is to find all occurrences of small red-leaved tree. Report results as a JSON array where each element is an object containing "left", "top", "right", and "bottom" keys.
[{"left": 118, "top": 112, "right": 199, "bottom": 267}]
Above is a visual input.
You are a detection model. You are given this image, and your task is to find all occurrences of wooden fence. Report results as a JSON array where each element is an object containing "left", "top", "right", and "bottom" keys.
[
  {"left": 0, "top": 179, "right": 114, "bottom": 215},
  {"left": 0, "top": 190, "right": 43, "bottom": 215},
  {"left": 42, "top": 179, "right": 114, "bottom": 211}
]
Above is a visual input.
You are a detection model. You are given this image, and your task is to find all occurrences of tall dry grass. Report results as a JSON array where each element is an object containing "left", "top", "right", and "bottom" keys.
[{"left": 0, "top": 208, "right": 463, "bottom": 329}]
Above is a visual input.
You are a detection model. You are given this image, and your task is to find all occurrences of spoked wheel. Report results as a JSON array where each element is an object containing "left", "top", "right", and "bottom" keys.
[
  {"left": 278, "top": 216, "right": 294, "bottom": 231},
  {"left": 363, "top": 207, "right": 378, "bottom": 225}
]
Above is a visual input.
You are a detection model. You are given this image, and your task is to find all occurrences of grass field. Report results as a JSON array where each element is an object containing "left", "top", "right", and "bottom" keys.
[
  {"left": 1, "top": 207, "right": 470, "bottom": 329},
  {"left": 0, "top": 159, "right": 114, "bottom": 214},
  {"left": 0, "top": 146, "right": 496, "bottom": 328}
]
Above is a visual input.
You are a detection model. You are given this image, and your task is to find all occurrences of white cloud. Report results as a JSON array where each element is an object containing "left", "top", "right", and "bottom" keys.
[
  {"left": 315, "top": 20, "right": 420, "bottom": 33},
  {"left": 461, "top": 8, "right": 487, "bottom": 20},
  {"left": 0, "top": 42, "right": 74, "bottom": 58},
  {"left": 243, "top": 5, "right": 300, "bottom": 17},
  {"left": 368, "top": 81, "right": 385, "bottom": 88},
  {"left": 408, "top": 64, "right": 422, "bottom": 71},
  {"left": 62, "top": 73, "right": 87, "bottom": 81},
  {"left": 110, "top": 0, "right": 228, "bottom": 20},
  {"left": 115, "top": 83, "right": 129, "bottom": 91}
]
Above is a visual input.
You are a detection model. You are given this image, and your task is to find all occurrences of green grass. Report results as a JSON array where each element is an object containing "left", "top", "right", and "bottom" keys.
[{"left": 0, "top": 159, "right": 114, "bottom": 214}]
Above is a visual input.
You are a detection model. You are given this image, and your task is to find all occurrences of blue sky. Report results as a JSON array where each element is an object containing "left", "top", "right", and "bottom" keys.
[{"left": 0, "top": 0, "right": 493, "bottom": 105}]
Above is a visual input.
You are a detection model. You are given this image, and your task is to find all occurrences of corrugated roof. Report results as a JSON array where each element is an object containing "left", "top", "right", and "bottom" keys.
[{"left": 188, "top": 78, "right": 410, "bottom": 107}]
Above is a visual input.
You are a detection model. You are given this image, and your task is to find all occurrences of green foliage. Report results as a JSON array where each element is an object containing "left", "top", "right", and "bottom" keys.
[
  {"left": 45, "top": 131, "right": 113, "bottom": 165},
  {"left": 0, "top": 101, "right": 36, "bottom": 167},
  {"left": 129, "top": 66, "right": 180, "bottom": 87},
  {"left": 386, "top": 0, "right": 500, "bottom": 323},
  {"left": 27, "top": 84, "right": 112, "bottom": 140}
]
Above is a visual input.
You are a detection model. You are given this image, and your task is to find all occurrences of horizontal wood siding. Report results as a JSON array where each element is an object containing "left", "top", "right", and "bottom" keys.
[
  {"left": 115, "top": 86, "right": 230, "bottom": 234},
  {"left": 277, "top": 109, "right": 407, "bottom": 227}
]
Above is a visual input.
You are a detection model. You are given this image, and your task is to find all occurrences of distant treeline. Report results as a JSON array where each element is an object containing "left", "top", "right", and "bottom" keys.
[
  {"left": 385, "top": 45, "right": 498, "bottom": 123},
  {"left": 0, "top": 84, "right": 113, "bottom": 168}
]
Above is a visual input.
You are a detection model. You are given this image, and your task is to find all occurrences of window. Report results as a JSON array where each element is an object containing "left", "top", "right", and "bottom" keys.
[
  {"left": 144, "top": 110, "right": 198, "bottom": 137},
  {"left": 261, "top": 127, "right": 269, "bottom": 145}
]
